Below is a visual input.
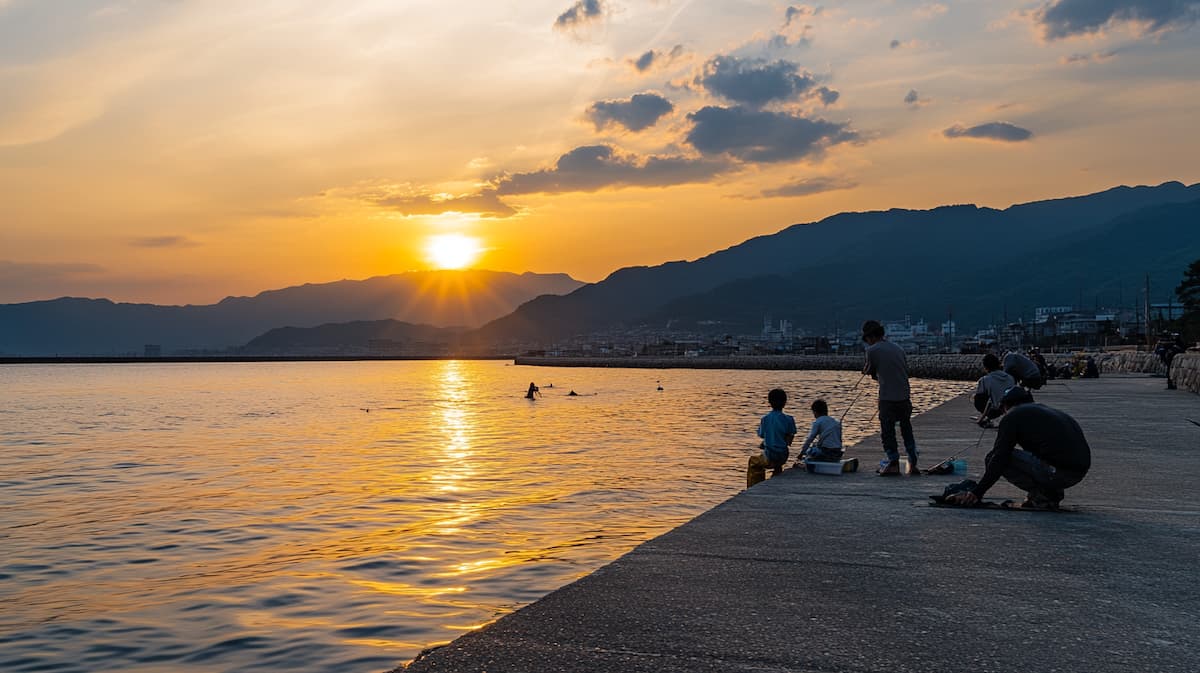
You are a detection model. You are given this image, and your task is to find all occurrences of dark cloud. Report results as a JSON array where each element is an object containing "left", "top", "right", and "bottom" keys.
[
  {"left": 494, "top": 145, "right": 729, "bottom": 195},
  {"left": 630, "top": 44, "right": 684, "bottom": 72},
  {"left": 904, "top": 89, "right": 920, "bottom": 104},
  {"left": 758, "top": 176, "right": 856, "bottom": 198},
  {"left": 943, "top": 122, "right": 1033, "bottom": 142},
  {"left": 554, "top": 0, "right": 606, "bottom": 31},
  {"left": 1035, "top": 0, "right": 1200, "bottom": 40},
  {"left": 785, "top": 5, "right": 823, "bottom": 26},
  {"left": 586, "top": 93, "right": 675, "bottom": 132},
  {"left": 374, "top": 190, "right": 515, "bottom": 217},
  {"left": 695, "top": 55, "right": 833, "bottom": 108},
  {"left": 685, "top": 106, "right": 857, "bottom": 163},
  {"left": 131, "top": 235, "right": 199, "bottom": 248},
  {"left": 890, "top": 38, "right": 902, "bottom": 48}
]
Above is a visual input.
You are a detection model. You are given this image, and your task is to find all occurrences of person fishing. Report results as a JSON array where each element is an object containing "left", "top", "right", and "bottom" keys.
[
  {"left": 525, "top": 382, "right": 540, "bottom": 399},
  {"left": 947, "top": 386, "right": 1091, "bottom": 510},
  {"left": 796, "top": 399, "right": 844, "bottom": 464},
  {"left": 747, "top": 388, "right": 797, "bottom": 488},
  {"left": 1003, "top": 350, "right": 1045, "bottom": 391},
  {"left": 973, "top": 353, "right": 1015, "bottom": 427},
  {"left": 862, "top": 320, "right": 919, "bottom": 475}
]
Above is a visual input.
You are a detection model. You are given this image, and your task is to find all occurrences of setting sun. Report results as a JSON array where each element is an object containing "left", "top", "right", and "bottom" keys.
[{"left": 425, "top": 234, "right": 482, "bottom": 270}]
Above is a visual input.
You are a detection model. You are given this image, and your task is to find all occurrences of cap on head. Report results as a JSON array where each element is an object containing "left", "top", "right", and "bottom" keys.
[{"left": 1000, "top": 386, "right": 1033, "bottom": 408}]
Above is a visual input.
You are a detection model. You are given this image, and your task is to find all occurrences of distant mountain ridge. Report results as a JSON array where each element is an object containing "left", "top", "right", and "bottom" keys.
[
  {"left": 0, "top": 270, "right": 583, "bottom": 355},
  {"left": 477, "top": 181, "right": 1200, "bottom": 342}
]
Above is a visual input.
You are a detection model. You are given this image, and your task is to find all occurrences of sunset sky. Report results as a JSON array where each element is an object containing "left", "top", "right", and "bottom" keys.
[{"left": 2, "top": 0, "right": 1198, "bottom": 304}]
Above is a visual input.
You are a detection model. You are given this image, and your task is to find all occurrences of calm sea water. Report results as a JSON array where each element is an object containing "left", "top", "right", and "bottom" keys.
[{"left": 0, "top": 361, "right": 968, "bottom": 672}]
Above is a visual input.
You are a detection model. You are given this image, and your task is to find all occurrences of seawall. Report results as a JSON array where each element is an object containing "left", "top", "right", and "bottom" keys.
[
  {"left": 402, "top": 375, "right": 1200, "bottom": 672},
  {"left": 516, "top": 350, "right": 1176, "bottom": 382},
  {"left": 1170, "top": 351, "right": 1200, "bottom": 393}
]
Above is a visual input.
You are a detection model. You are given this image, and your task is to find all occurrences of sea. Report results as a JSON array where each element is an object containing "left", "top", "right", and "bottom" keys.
[{"left": 0, "top": 361, "right": 969, "bottom": 672}]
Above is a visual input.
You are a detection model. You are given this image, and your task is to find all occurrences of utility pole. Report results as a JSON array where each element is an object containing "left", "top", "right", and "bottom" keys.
[{"left": 1145, "top": 274, "right": 1152, "bottom": 347}]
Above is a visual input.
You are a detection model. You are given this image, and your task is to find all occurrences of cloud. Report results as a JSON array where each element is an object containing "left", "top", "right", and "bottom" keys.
[
  {"left": 585, "top": 93, "right": 675, "bottom": 132},
  {"left": 785, "top": 5, "right": 823, "bottom": 26},
  {"left": 374, "top": 190, "right": 516, "bottom": 217},
  {"left": 903, "top": 89, "right": 929, "bottom": 107},
  {"left": 758, "top": 176, "right": 857, "bottom": 198},
  {"left": 695, "top": 55, "right": 834, "bottom": 108},
  {"left": 130, "top": 235, "right": 200, "bottom": 248},
  {"left": 943, "top": 121, "right": 1033, "bottom": 142},
  {"left": 493, "top": 145, "right": 730, "bottom": 195},
  {"left": 890, "top": 39, "right": 902, "bottom": 49},
  {"left": 0, "top": 260, "right": 105, "bottom": 298},
  {"left": 685, "top": 106, "right": 858, "bottom": 163},
  {"left": 1035, "top": 0, "right": 1200, "bottom": 40},
  {"left": 629, "top": 44, "right": 685, "bottom": 73},
  {"left": 554, "top": 0, "right": 607, "bottom": 32},
  {"left": 1060, "top": 49, "right": 1119, "bottom": 64}
]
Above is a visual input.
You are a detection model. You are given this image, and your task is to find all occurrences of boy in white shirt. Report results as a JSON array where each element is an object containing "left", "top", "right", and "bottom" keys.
[{"left": 798, "top": 399, "right": 843, "bottom": 463}]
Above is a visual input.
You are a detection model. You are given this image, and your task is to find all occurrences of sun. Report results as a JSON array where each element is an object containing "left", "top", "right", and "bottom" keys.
[{"left": 424, "top": 234, "right": 482, "bottom": 270}]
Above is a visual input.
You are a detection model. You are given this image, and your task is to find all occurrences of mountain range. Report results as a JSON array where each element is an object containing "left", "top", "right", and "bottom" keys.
[
  {"left": 477, "top": 181, "right": 1200, "bottom": 342},
  {"left": 0, "top": 270, "right": 582, "bottom": 355}
]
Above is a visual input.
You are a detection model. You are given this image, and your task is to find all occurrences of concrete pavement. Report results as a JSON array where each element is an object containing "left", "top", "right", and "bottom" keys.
[{"left": 404, "top": 375, "right": 1200, "bottom": 672}]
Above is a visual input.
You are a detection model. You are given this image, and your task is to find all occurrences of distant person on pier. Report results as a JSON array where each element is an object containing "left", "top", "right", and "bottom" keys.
[
  {"left": 1029, "top": 348, "right": 1049, "bottom": 380},
  {"left": 796, "top": 399, "right": 844, "bottom": 464},
  {"left": 862, "top": 320, "right": 919, "bottom": 476},
  {"left": 525, "top": 382, "right": 540, "bottom": 399},
  {"left": 747, "top": 388, "right": 797, "bottom": 488},
  {"left": 1003, "top": 350, "right": 1045, "bottom": 391},
  {"left": 947, "top": 386, "right": 1091, "bottom": 509},
  {"left": 973, "top": 353, "right": 1014, "bottom": 427}
]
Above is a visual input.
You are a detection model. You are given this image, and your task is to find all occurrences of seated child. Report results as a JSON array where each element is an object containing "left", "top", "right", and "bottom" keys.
[
  {"left": 747, "top": 388, "right": 796, "bottom": 488},
  {"left": 797, "top": 399, "right": 844, "bottom": 463}
]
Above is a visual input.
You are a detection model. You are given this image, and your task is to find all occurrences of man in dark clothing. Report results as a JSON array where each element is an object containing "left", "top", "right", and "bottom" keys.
[
  {"left": 948, "top": 387, "right": 1090, "bottom": 509},
  {"left": 862, "top": 320, "right": 919, "bottom": 475},
  {"left": 1003, "top": 351, "right": 1045, "bottom": 390}
]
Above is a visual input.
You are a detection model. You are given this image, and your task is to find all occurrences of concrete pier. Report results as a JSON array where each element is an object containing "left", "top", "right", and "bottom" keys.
[{"left": 404, "top": 375, "right": 1200, "bottom": 672}]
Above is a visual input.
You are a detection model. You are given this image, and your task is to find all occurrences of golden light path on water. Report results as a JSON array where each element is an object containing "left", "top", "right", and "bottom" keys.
[{"left": 0, "top": 361, "right": 970, "bottom": 672}]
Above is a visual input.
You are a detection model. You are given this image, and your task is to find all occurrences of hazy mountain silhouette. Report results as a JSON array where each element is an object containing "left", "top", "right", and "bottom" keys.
[
  {"left": 478, "top": 181, "right": 1200, "bottom": 342},
  {"left": 646, "top": 197, "right": 1200, "bottom": 333},
  {"left": 244, "top": 320, "right": 463, "bottom": 354},
  {"left": 0, "top": 270, "right": 582, "bottom": 355}
]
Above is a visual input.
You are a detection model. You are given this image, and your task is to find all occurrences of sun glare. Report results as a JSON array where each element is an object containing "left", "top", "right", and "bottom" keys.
[{"left": 425, "top": 234, "right": 482, "bottom": 270}]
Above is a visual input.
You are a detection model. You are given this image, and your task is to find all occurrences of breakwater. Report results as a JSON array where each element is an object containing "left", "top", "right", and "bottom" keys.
[
  {"left": 515, "top": 354, "right": 984, "bottom": 381},
  {"left": 1170, "top": 351, "right": 1200, "bottom": 394}
]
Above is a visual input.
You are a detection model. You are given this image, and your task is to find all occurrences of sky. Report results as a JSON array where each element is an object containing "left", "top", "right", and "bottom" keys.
[{"left": 2, "top": 0, "right": 1199, "bottom": 304}]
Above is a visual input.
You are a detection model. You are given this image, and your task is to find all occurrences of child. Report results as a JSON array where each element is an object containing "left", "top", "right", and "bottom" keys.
[
  {"left": 747, "top": 388, "right": 796, "bottom": 488},
  {"left": 797, "top": 399, "right": 844, "bottom": 464}
]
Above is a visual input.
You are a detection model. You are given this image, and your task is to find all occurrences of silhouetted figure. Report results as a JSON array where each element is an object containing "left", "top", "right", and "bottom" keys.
[
  {"left": 525, "top": 382, "right": 540, "bottom": 399},
  {"left": 567, "top": 390, "right": 579, "bottom": 396}
]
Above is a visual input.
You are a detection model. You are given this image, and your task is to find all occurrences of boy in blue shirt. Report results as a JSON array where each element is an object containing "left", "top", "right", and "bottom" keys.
[{"left": 748, "top": 388, "right": 797, "bottom": 488}]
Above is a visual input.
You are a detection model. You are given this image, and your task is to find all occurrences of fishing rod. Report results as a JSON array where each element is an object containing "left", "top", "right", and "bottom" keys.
[
  {"left": 838, "top": 373, "right": 870, "bottom": 424},
  {"left": 1187, "top": 418, "right": 1200, "bottom": 428},
  {"left": 926, "top": 402, "right": 992, "bottom": 474}
]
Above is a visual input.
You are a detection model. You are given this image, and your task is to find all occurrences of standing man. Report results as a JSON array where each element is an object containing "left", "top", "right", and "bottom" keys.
[
  {"left": 948, "top": 386, "right": 1090, "bottom": 509},
  {"left": 862, "top": 320, "right": 919, "bottom": 475}
]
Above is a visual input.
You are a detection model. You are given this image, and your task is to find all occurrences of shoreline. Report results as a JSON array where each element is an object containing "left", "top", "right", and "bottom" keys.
[{"left": 0, "top": 355, "right": 511, "bottom": 365}]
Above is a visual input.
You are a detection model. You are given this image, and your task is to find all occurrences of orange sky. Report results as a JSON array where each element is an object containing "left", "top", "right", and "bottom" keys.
[{"left": 2, "top": 0, "right": 1199, "bottom": 304}]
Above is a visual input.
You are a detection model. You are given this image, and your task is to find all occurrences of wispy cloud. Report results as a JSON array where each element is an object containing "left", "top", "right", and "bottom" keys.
[
  {"left": 628, "top": 44, "right": 685, "bottom": 73},
  {"left": 130, "top": 235, "right": 200, "bottom": 248},
  {"left": 757, "top": 176, "right": 857, "bottom": 198},
  {"left": 943, "top": 121, "right": 1033, "bottom": 142}
]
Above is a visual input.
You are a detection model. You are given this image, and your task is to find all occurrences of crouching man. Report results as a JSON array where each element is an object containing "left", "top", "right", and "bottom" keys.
[{"left": 948, "top": 387, "right": 1091, "bottom": 509}]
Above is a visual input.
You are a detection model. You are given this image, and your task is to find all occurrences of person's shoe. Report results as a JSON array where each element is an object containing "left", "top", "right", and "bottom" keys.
[
  {"left": 976, "top": 417, "right": 994, "bottom": 429},
  {"left": 841, "top": 457, "right": 859, "bottom": 473},
  {"left": 1020, "top": 491, "right": 1060, "bottom": 510},
  {"left": 876, "top": 459, "right": 900, "bottom": 476}
]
